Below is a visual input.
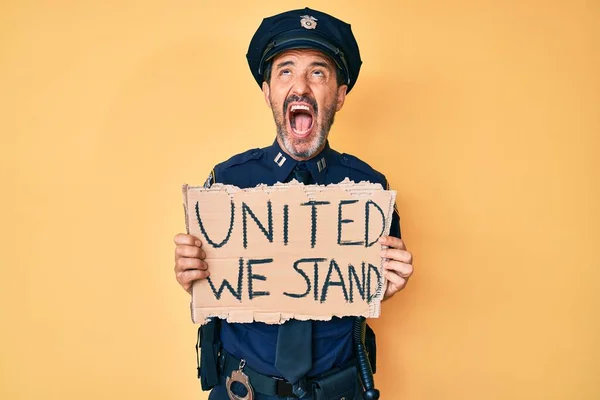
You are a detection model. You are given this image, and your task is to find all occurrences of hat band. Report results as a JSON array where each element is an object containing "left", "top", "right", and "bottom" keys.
[{"left": 258, "top": 35, "right": 350, "bottom": 86}]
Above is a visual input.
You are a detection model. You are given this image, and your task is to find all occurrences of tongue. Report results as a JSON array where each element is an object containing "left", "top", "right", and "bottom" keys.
[{"left": 294, "top": 114, "right": 312, "bottom": 132}]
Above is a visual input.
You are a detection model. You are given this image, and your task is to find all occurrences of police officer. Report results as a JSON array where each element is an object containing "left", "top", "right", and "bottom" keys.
[{"left": 174, "top": 7, "right": 414, "bottom": 400}]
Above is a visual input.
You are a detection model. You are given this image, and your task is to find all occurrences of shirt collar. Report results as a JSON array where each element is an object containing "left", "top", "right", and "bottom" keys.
[{"left": 266, "top": 139, "right": 333, "bottom": 185}]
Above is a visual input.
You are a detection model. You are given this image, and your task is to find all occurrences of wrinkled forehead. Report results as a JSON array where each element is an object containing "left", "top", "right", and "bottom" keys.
[{"left": 271, "top": 48, "right": 338, "bottom": 69}]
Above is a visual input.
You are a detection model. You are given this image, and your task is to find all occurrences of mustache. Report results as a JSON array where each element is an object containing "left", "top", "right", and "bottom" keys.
[{"left": 283, "top": 95, "right": 318, "bottom": 116}]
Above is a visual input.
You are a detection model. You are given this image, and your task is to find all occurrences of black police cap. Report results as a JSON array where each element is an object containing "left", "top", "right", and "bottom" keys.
[{"left": 246, "top": 8, "right": 362, "bottom": 93}]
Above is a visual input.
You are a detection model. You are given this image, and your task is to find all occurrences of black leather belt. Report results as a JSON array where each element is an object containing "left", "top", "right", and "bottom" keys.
[{"left": 219, "top": 350, "right": 300, "bottom": 397}]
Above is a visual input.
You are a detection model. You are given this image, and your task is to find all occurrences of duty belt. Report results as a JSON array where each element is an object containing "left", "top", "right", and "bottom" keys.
[{"left": 219, "top": 350, "right": 304, "bottom": 398}]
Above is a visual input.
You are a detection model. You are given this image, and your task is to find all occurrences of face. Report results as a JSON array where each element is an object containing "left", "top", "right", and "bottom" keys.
[{"left": 262, "top": 49, "right": 348, "bottom": 160}]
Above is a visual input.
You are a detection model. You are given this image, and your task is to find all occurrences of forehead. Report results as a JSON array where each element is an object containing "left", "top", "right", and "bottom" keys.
[{"left": 271, "top": 49, "right": 336, "bottom": 68}]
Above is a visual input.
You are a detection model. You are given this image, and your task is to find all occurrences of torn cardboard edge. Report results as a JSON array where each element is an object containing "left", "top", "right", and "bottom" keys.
[
  {"left": 182, "top": 179, "right": 393, "bottom": 206},
  {"left": 183, "top": 178, "right": 396, "bottom": 325},
  {"left": 190, "top": 309, "right": 373, "bottom": 325}
]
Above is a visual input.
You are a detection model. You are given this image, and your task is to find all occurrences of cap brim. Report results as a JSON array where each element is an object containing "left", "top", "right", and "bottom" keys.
[{"left": 259, "top": 33, "right": 350, "bottom": 86}]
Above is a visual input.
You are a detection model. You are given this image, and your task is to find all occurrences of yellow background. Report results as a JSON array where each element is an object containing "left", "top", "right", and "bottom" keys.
[{"left": 1, "top": 1, "right": 598, "bottom": 399}]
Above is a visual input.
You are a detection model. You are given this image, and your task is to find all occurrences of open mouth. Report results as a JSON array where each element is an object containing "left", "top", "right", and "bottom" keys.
[{"left": 287, "top": 103, "right": 315, "bottom": 138}]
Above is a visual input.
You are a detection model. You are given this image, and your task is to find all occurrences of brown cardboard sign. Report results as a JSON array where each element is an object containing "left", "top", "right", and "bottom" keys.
[{"left": 182, "top": 179, "right": 396, "bottom": 324}]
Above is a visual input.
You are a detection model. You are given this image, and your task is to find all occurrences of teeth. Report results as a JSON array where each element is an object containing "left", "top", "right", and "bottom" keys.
[{"left": 290, "top": 105, "right": 310, "bottom": 112}]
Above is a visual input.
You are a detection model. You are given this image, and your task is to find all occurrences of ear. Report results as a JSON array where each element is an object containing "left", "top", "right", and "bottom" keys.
[
  {"left": 262, "top": 82, "right": 272, "bottom": 108},
  {"left": 335, "top": 84, "right": 348, "bottom": 112}
]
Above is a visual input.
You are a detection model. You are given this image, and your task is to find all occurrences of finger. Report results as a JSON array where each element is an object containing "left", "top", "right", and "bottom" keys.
[
  {"left": 378, "top": 236, "right": 405, "bottom": 250},
  {"left": 175, "top": 245, "right": 206, "bottom": 260},
  {"left": 175, "top": 257, "right": 208, "bottom": 272},
  {"left": 174, "top": 233, "right": 202, "bottom": 247},
  {"left": 383, "top": 260, "right": 413, "bottom": 278},
  {"left": 380, "top": 248, "right": 412, "bottom": 264},
  {"left": 177, "top": 269, "right": 209, "bottom": 287},
  {"left": 384, "top": 271, "right": 407, "bottom": 292}
]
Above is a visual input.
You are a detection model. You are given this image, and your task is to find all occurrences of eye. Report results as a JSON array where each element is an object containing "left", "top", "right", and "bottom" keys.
[
  {"left": 312, "top": 70, "right": 325, "bottom": 77},
  {"left": 279, "top": 69, "right": 291, "bottom": 76}
]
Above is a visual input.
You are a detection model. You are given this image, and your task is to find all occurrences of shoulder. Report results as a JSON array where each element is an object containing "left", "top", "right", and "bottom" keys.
[
  {"left": 214, "top": 148, "right": 265, "bottom": 177},
  {"left": 337, "top": 152, "right": 387, "bottom": 187},
  {"left": 215, "top": 148, "right": 264, "bottom": 171},
  {"left": 211, "top": 147, "right": 266, "bottom": 185}
]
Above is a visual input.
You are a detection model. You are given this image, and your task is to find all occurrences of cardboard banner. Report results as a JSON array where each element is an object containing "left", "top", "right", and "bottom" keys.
[{"left": 182, "top": 179, "right": 396, "bottom": 324}]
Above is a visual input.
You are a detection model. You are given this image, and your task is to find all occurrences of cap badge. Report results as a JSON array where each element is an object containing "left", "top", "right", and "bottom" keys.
[{"left": 300, "top": 15, "right": 318, "bottom": 30}]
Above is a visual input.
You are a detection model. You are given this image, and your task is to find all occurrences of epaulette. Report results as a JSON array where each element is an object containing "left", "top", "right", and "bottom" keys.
[
  {"left": 217, "top": 148, "right": 263, "bottom": 170},
  {"left": 206, "top": 148, "right": 264, "bottom": 187},
  {"left": 339, "top": 153, "right": 386, "bottom": 184}
]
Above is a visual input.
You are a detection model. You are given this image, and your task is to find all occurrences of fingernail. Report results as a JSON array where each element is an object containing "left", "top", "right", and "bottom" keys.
[
  {"left": 195, "top": 240, "right": 202, "bottom": 247},
  {"left": 378, "top": 237, "right": 385, "bottom": 243},
  {"left": 380, "top": 250, "right": 387, "bottom": 257}
]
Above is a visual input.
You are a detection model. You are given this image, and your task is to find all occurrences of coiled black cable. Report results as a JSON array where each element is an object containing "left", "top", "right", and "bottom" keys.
[{"left": 353, "top": 316, "right": 380, "bottom": 399}]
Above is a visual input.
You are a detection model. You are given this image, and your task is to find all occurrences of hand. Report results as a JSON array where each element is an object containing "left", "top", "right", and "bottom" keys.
[
  {"left": 174, "top": 233, "right": 209, "bottom": 294},
  {"left": 379, "top": 236, "right": 414, "bottom": 300}
]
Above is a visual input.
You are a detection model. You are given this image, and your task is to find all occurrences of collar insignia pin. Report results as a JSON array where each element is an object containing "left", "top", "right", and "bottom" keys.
[
  {"left": 317, "top": 157, "right": 327, "bottom": 172},
  {"left": 274, "top": 152, "right": 286, "bottom": 167}
]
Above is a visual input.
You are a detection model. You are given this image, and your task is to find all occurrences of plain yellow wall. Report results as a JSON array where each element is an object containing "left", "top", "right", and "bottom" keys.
[{"left": 1, "top": 1, "right": 598, "bottom": 399}]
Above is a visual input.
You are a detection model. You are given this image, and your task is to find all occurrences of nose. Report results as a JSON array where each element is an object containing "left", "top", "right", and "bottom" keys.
[{"left": 290, "top": 74, "right": 311, "bottom": 97}]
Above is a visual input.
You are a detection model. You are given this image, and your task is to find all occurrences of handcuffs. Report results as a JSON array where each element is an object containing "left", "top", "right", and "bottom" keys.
[{"left": 226, "top": 359, "right": 255, "bottom": 400}]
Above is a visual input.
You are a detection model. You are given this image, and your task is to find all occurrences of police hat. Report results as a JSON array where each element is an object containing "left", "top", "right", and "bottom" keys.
[{"left": 246, "top": 8, "right": 362, "bottom": 93}]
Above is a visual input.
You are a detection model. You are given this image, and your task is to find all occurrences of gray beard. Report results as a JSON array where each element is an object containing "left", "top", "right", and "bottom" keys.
[{"left": 271, "top": 98, "right": 337, "bottom": 159}]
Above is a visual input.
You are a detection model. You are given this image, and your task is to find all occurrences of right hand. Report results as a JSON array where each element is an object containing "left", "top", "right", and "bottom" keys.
[{"left": 174, "top": 233, "right": 209, "bottom": 294}]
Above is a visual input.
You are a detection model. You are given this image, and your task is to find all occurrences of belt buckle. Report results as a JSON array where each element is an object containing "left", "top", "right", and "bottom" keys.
[
  {"left": 226, "top": 359, "right": 255, "bottom": 400},
  {"left": 275, "top": 378, "right": 294, "bottom": 397}
]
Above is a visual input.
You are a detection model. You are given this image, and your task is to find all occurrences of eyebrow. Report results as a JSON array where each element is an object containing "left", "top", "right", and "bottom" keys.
[
  {"left": 275, "top": 60, "right": 295, "bottom": 69},
  {"left": 310, "top": 61, "right": 330, "bottom": 69}
]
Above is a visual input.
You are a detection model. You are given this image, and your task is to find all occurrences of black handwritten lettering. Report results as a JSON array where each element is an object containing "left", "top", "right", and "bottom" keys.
[
  {"left": 337, "top": 200, "right": 364, "bottom": 246},
  {"left": 283, "top": 204, "right": 289, "bottom": 246},
  {"left": 348, "top": 262, "right": 366, "bottom": 302},
  {"left": 320, "top": 259, "right": 349, "bottom": 303},
  {"left": 195, "top": 200, "right": 235, "bottom": 248},
  {"left": 284, "top": 258, "right": 325, "bottom": 299},
  {"left": 367, "top": 263, "right": 382, "bottom": 302},
  {"left": 247, "top": 258, "right": 272, "bottom": 300},
  {"left": 313, "top": 258, "right": 320, "bottom": 301},
  {"left": 242, "top": 201, "right": 273, "bottom": 249},
  {"left": 207, "top": 257, "right": 243, "bottom": 301},
  {"left": 301, "top": 201, "right": 330, "bottom": 248},
  {"left": 365, "top": 200, "right": 385, "bottom": 247}
]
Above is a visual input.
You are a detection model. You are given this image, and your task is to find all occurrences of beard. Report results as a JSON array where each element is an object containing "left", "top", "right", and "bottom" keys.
[{"left": 270, "top": 94, "right": 337, "bottom": 159}]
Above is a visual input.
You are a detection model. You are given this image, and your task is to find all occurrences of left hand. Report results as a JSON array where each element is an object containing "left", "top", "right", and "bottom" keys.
[{"left": 379, "top": 236, "right": 414, "bottom": 300}]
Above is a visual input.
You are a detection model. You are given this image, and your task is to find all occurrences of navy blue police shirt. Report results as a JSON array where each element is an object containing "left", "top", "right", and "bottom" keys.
[{"left": 208, "top": 139, "right": 401, "bottom": 378}]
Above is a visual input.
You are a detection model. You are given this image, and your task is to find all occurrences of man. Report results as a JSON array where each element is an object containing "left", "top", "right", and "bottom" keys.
[{"left": 173, "top": 8, "right": 414, "bottom": 400}]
